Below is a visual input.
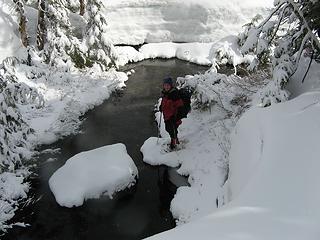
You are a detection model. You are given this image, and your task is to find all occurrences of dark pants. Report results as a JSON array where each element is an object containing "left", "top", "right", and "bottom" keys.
[{"left": 165, "top": 118, "right": 179, "bottom": 139}]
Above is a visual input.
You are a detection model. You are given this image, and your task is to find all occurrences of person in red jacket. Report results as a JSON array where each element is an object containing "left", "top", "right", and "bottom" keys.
[{"left": 160, "top": 77, "right": 184, "bottom": 150}]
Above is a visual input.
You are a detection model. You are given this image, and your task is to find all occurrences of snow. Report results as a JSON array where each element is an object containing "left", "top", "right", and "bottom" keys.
[
  {"left": 49, "top": 144, "right": 138, "bottom": 208},
  {"left": 146, "top": 91, "right": 320, "bottom": 240},
  {"left": 1, "top": 0, "right": 319, "bottom": 237},
  {"left": 108, "top": 0, "right": 273, "bottom": 68},
  {"left": 0, "top": 2, "right": 127, "bottom": 228},
  {"left": 287, "top": 55, "right": 320, "bottom": 98},
  {"left": 104, "top": 0, "right": 273, "bottom": 45},
  {"left": 0, "top": 171, "right": 29, "bottom": 232},
  {"left": 15, "top": 64, "right": 128, "bottom": 145},
  {"left": 0, "top": 0, "right": 25, "bottom": 63},
  {"left": 115, "top": 37, "right": 254, "bottom": 67},
  {"left": 141, "top": 70, "right": 264, "bottom": 224},
  {"left": 141, "top": 111, "right": 228, "bottom": 224}
]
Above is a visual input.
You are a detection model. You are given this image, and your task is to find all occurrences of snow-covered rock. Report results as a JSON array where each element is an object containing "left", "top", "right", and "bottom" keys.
[
  {"left": 145, "top": 91, "right": 320, "bottom": 240},
  {"left": 49, "top": 144, "right": 138, "bottom": 208}
]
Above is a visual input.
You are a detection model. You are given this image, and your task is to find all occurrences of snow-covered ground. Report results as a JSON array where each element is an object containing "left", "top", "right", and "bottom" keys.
[
  {"left": 15, "top": 63, "right": 127, "bottom": 145},
  {"left": 146, "top": 90, "right": 320, "bottom": 240},
  {"left": 104, "top": 0, "right": 273, "bottom": 45},
  {"left": 49, "top": 144, "right": 138, "bottom": 207}
]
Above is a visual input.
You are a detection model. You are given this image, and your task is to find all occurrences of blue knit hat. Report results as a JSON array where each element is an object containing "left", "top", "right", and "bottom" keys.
[{"left": 163, "top": 77, "right": 173, "bottom": 85}]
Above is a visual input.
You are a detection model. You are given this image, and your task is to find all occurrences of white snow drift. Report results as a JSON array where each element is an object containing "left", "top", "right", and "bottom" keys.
[
  {"left": 146, "top": 91, "right": 320, "bottom": 240},
  {"left": 0, "top": 1, "right": 25, "bottom": 63},
  {"left": 49, "top": 144, "right": 138, "bottom": 208},
  {"left": 104, "top": 0, "right": 273, "bottom": 45}
]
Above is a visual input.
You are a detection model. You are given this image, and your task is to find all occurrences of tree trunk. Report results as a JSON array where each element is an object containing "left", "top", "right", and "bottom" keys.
[
  {"left": 13, "top": 0, "right": 29, "bottom": 47},
  {"left": 36, "top": 0, "right": 46, "bottom": 50},
  {"left": 80, "top": 0, "right": 85, "bottom": 16}
]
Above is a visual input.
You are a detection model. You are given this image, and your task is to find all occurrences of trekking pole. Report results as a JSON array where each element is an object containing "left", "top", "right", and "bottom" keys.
[{"left": 157, "top": 111, "right": 162, "bottom": 144}]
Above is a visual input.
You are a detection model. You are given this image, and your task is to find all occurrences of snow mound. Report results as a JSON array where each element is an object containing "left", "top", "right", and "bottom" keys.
[
  {"left": 146, "top": 91, "right": 320, "bottom": 239},
  {"left": 49, "top": 144, "right": 138, "bottom": 208},
  {"left": 141, "top": 137, "right": 180, "bottom": 167},
  {"left": 140, "top": 42, "right": 213, "bottom": 65},
  {"left": 115, "top": 43, "right": 213, "bottom": 66}
]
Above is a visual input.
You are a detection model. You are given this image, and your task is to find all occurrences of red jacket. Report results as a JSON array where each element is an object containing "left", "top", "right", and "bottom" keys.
[{"left": 161, "top": 88, "right": 183, "bottom": 121}]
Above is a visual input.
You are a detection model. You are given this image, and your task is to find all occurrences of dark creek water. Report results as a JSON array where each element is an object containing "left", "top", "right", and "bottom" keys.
[{"left": 4, "top": 59, "right": 209, "bottom": 240}]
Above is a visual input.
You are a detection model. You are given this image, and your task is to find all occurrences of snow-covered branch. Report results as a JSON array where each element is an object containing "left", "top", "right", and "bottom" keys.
[{"left": 238, "top": 0, "right": 320, "bottom": 106}]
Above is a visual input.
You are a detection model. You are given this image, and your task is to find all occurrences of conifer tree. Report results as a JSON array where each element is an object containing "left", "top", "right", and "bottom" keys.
[
  {"left": 83, "top": 0, "right": 117, "bottom": 69},
  {"left": 238, "top": 0, "right": 320, "bottom": 106},
  {"left": 36, "top": 0, "right": 46, "bottom": 50},
  {"left": 12, "top": 0, "right": 29, "bottom": 47},
  {"left": 0, "top": 62, "right": 43, "bottom": 172}
]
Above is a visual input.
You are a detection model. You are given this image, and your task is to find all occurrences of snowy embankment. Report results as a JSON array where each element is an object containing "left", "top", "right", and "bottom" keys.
[
  {"left": 146, "top": 90, "right": 320, "bottom": 240},
  {"left": 16, "top": 63, "right": 127, "bottom": 145},
  {"left": 104, "top": 0, "right": 273, "bottom": 45},
  {"left": 0, "top": 2, "right": 25, "bottom": 63},
  {"left": 141, "top": 70, "right": 266, "bottom": 224},
  {"left": 108, "top": 0, "right": 273, "bottom": 67},
  {"left": 115, "top": 38, "right": 257, "bottom": 67},
  {"left": 49, "top": 144, "right": 138, "bottom": 208},
  {"left": 116, "top": 42, "right": 216, "bottom": 66}
]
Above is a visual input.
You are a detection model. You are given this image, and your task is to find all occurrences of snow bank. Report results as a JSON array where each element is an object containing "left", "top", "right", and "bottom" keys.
[
  {"left": 146, "top": 91, "right": 320, "bottom": 239},
  {"left": 141, "top": 70, "right": 264, "bottom": 224},
  {"left": 115, "top": 37, "right": 253, "bottom": 67},
  {"left": 15, "top": 64, "right": 128, "bottom": 145},
  {"left": 104, "top": 0, "right": 273, "bottom": 45},
  {"left": 287, "top": 56, "right": 320, "bottom": 98},
  {"left": 49, "top": 144, "right": 138, "bottom": 208},
  {"left": 0, "top": 171, "right": 29, "bottom": 232},
  {"left": 140, "top": 42, "right": 213, "bottom": 65},
  {"left": 141, "top": 111, "right": 228, "bottom": 224},
  {"left": 116, "top": 43, "right": 213, "bottom": 66},
  {"left": 0, "top": 1, "right": 25, "bottom": 63}
]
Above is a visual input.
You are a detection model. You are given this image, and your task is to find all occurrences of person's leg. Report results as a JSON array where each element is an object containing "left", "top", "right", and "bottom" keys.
[
  {"left": 165, "top": 118, "right": 177, "bottom": 149},
  {"left": 165, "top": 119, "right": 175, "bottom": 139}
]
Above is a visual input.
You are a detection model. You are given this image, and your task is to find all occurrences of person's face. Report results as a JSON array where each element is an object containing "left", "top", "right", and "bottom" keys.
[{"left": 163, "top": 83, "right": 172, "bottom": 92}]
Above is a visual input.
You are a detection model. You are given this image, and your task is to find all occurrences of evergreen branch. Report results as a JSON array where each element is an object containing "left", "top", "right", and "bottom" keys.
[
  {"left": 302, "top": 50, "right": 314, "bottom": 83},
  {"left": 269, "top": 5, "right": 290, "bottom": 44}
]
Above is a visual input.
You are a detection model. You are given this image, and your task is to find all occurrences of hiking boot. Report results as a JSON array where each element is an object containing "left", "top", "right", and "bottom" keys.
[{"left": 170, "top": 138, "right": 177, "bottom": 150}]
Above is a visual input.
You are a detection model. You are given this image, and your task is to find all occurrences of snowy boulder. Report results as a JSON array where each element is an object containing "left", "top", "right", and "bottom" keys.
[
  {"left": 49, "top": 144, "right": 138, "bottom": 208},
  {"left": 140, "top": 137, "right": 180, "bottom": 167}
]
